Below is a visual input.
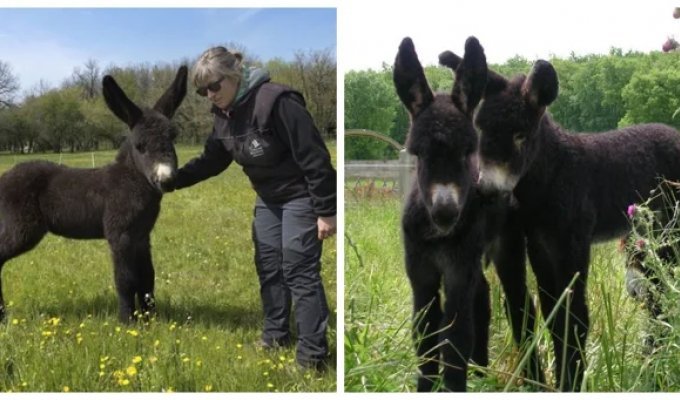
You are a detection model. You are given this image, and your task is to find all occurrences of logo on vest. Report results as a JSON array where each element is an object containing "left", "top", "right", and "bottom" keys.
[{"left": 249, "top": 138, "right": 265, "bottom": 157}]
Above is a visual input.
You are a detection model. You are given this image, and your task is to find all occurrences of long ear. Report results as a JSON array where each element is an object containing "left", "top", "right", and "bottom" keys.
[
  {"left": 486, "top": 68, "right": 507, "bottom": 96},
  {"left": 153, "top": 65, "right": 188, "bottom": 119},
  {"left": 450, "top": 36, "right": 487, "bottom": 116},
  {"left": 393, "top": 37, "right": 434, "bottom": 116},
  {"left": 439, "top": 50, "right": 462, "bottom": 70},
  {"left": 522, "top": 60, "right": 558, "bottom": 109},
  {"left": 102, "top": 76, "right": 143, "bottom": 128}
]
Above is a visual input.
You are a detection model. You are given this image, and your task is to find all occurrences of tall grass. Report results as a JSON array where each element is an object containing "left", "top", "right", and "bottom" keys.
[
  {"left": 0, "top": 145, "right": 337, "bottom": 392},
  {"left": 344, "top": 192, "right": 678, "bottom": 392}
]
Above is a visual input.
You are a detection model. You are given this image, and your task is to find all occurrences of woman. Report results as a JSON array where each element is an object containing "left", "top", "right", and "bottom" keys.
[{"left": 172, "top": 46, "right": 336, "bottom": 370}]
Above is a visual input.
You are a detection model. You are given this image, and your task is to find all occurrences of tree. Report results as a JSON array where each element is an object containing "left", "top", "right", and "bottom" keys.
[
  {"left": 345, "top": 69, "right": 397, "bottom": 159},
  {"left": 0, "top": 60, "right": 20, "bottom": 108},
  {"left": 292, "top": 49, "right": 337, "bottom": 136},
  {"left": 620, "top": 68, "right": 680, "bottom": 129},
  {"left": 70, "top": 59, "right": 101, "bottom": 100}
]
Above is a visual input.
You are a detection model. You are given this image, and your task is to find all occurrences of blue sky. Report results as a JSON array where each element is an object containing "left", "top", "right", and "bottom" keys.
[{"left": 0, "top": 8, "right": 336, "bottom": 95}]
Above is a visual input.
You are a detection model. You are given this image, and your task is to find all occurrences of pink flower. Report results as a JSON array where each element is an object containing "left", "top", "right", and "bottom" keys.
[
  {"left": 663, "top": 37, "right": 680, "bottom": 52},
  {"left": 635, "top": 239, "right": 646, "bottom": 250},
  {"left": 627, "top": 204, "right": 636, "bottom": 218}
]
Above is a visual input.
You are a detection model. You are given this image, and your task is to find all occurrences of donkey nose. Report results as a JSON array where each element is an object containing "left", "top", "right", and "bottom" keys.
[
  {"left": 154, "top": 163, "right": 175, "bottom": 183},
  {"left": 430, "top": 184, "right": 460, "bottom": 229}
]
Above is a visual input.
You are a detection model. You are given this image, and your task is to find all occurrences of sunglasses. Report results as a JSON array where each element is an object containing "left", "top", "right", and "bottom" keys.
[{"left": 196, "top": 77, "right": 225, "bottom": 97}]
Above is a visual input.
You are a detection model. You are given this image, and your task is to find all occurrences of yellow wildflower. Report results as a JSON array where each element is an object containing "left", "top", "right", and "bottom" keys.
[
  {"left": 201, "top": 336, "right": 208, "bottom": 341},
  {"left": 182, "top": 357, "right": 190, "bottom": 363},
  {"left": 41, "top": 331, "right": 53, "bottom": 337},
  {"left": 154, "top": 339, "right": 160, "bottom": 347},
  {"left": 62, "top": 386, "right": 70, "bottom": 392},
  {"left": 119, "top": 379, "right": 130, "bottom": 386},
  {"left": 195, "top": 360, "right": 202, "bottom": 367},
  {"left": 267, "top": 383, "right": 274, "bottom": 388},
  {"left": 126, "top": 329, "right": 139, "bottom": 337},
  {"left": 237, "top": 355, "right": 243, "bottom": 360},
  {"left": 148, "top": 356, "right": 158, "bottom": 364},
  {"left": 126, "top": 366, "right": 137, "bottom": 377},
  {"left": 11, "top": 319, "right": 18, "bottom": 325},
  {"left": 132, "top": 356, "right": 142, "bottom": 364},
  {"left": 48, "top": 317, "right": 60, "bottom": 326},
  {"left": 205, "top": 384, "right": 213, "bottom": 392}
]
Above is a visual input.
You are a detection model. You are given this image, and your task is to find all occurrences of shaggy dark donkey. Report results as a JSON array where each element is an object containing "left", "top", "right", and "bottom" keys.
[
  {"left": 0, "top": 66, "right": 187, "bottom": 322},
  {"left": 447, "top": 51, "right": 680, "bottom": 390},
  {"left": 395, "top": 36, "right": 512, "bottom": 392}
]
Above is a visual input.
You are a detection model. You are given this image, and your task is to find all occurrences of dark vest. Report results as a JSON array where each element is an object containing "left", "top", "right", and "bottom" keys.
[{"left": 212, "top": 82, "right": 309, "bottom": 203}]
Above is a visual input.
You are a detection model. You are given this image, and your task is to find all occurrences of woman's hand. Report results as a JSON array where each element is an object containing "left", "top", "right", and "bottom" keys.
[{"left": 317, "top": 215, "right": 337, "bottom": 240}]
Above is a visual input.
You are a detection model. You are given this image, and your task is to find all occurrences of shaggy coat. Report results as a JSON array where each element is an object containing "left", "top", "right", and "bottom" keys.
[
  {"left": 396, "top": 36, "right": 511, "bottom": 392},
  {"left": 0, "top": 66, "right": 187, "bottom": 322},
  {"left": 471, "top": 58, "right": 680, "bottom": 391}
]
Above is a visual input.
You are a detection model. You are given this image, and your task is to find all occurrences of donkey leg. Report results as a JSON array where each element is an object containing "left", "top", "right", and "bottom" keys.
[
  {"left": 532, "top": 237, "right": 590, "bottom": 392},
  {"left": 439, "top": 265, "right": 477, "bottom": 392},
  {"left": 0, "top": 218, "right": 48, "bottom": 321},
  {"left": 0, "top": 262, "right": 5, "bottom": 322},
  {"left": 135, "top": 237, "right": 156, "bottom": 318},
  {"left": 493, "top": 228, "right": 545, "bottom": 384},
  {"left": 109, "top": 233, "right": 137, "bottom": 322},
  {"left": 470, "top": 271, "right": 490, "bottom": 372},
  {"left": 405, "top": 245, "right": 442, "bottom": 392}
]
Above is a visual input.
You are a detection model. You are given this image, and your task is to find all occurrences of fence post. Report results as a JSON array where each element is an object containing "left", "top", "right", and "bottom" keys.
[{"left": 399, "top": 149, "right": 414, "bottom": 199}]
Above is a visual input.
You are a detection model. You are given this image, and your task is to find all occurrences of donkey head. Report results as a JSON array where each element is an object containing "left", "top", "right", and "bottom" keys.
[
  {"left": 394, "top": 36, "right": 487, "bottom": 233},
  {"left": 472, "top": 59, "right": 558, "bottom": 192},
  {"left": 103, "top": 66, "right": 188, "bottom": 193}
]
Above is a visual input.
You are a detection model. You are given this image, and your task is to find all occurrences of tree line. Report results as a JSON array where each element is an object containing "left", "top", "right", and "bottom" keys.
[
  {"left": 0, "top": 46, "right": 336, "bottom": 154},
  {"left": 346, "top": 49, "right": 680, "bottom": 160}
]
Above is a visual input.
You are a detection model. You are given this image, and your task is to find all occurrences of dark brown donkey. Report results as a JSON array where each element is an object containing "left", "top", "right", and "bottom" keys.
[
  {"left": 0, "top": 66, "right": 187, "bottom": 322},
  {"left": 396, "top": 36, "right": 513, "bottom": 391},
  {"left": 442, "top": 49, "right": 680, "bottom": 390}
]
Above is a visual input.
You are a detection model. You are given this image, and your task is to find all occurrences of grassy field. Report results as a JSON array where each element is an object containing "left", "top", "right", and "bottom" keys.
[
  {"left": 0, "top": 144, "right": 337, "bottom": 392},
  {"left": 344, "top": 194, "right": 680, "bottom": 392}
]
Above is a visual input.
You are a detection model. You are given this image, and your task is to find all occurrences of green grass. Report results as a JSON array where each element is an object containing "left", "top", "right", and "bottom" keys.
[
  {"left": 344, "top": 194, "right": 680, "bottom": 392},
  {"left": 0, "top": 144, "right": 337, "bottom": 392}
]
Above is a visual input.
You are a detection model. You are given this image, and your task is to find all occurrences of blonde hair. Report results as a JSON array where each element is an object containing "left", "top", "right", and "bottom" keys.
[{"left": 192, "top": 46, "right": 243, "bottom": 88}]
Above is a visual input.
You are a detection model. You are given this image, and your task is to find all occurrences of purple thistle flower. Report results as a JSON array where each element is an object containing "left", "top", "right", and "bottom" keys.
[{"left": 627, "top": 204, "right": 636, "bottom": 218}]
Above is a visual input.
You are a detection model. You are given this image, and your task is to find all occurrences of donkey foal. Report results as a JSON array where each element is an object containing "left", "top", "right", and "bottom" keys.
[
  {"left": 0, "top": 66, "right": 187, "bottom": 322},
  {"left": 396, "top": 37, "right": 511, "bottom": 392},
  {"left": 471, "top": 56, "right": 680, "bottom": 391}
]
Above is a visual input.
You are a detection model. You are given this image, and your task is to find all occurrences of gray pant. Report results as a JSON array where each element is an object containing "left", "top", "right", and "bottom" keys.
[{"left": 252, "top": 196, "right": 329, "bottom": 363}]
